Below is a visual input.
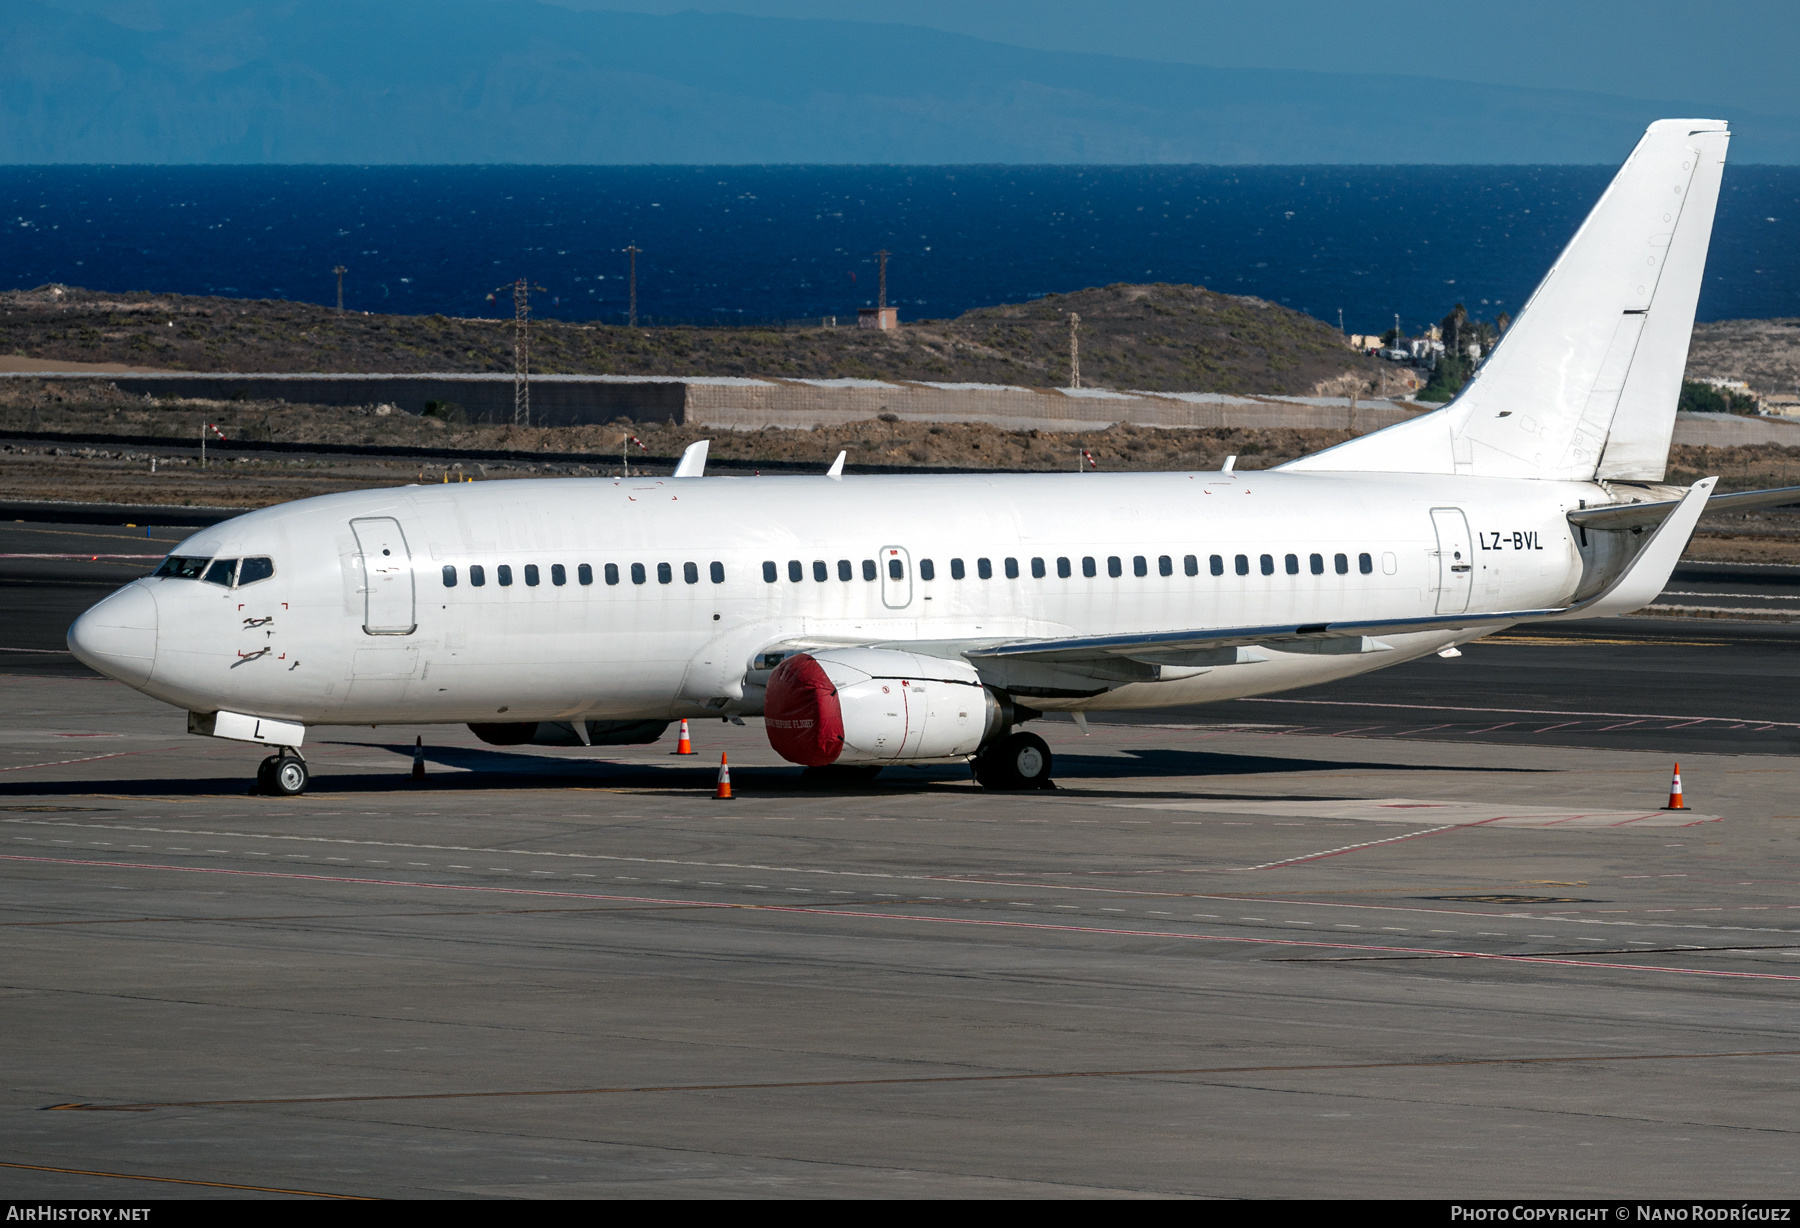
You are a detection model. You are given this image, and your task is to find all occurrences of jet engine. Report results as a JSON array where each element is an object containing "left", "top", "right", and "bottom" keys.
[{"left": 763, "top": 648, "right": 1006, "bottom": 766}]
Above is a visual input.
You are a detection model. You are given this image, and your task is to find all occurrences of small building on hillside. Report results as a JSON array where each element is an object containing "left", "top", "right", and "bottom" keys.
[{"left": 858, "top": 307, "right": 898, "bottom": 331}]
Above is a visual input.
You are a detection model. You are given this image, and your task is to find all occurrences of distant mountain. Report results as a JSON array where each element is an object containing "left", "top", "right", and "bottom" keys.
[{"left": 7, "top": 1, "right": 1798, "bottom": 164}]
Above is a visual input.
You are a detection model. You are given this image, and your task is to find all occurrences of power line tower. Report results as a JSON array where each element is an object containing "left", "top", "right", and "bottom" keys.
[
  {"left": 625, "top": 245, "right": 640, "bottom": 327},
  {"left": 333, "top": 265, "right": 346, "bottom": 314},
  {"left": 875, "top": 249, "right": 890, "bottom": 310},
  {"left": 1068, "top": 312, "right": 1081, "bottom": 389},
  {"left": 497, "top": 278, "right": 544, "bottom": 427}
]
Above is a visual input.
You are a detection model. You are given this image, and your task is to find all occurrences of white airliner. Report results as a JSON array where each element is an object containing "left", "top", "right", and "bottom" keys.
[{"left": 65, "top": 119, "right": 1796, "bottom": 795}]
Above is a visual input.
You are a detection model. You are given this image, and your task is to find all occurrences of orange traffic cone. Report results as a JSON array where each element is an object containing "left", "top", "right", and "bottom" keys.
[
  {"left": 411, "top": 735, "right": 425, "bottom": 782},
  {"left": 1663, "top": 762, "right": 1685, "bottom": 810},
  {"left": 714, "top": 752, "right": 733, "bottom": 800},
  {"left": 673, "top": 719, "right": 695, "bottom": 755}
]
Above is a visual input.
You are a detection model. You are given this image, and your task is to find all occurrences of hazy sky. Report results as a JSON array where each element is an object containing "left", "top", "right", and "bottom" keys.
[{"left": 544, "top": 0, "right": 1800, "bottom": 118}]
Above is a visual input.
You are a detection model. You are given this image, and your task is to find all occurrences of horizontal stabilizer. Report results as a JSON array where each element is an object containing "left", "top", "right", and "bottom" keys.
[{"left": 1570, "top": 482, "right": 1800, "bottom": 531}]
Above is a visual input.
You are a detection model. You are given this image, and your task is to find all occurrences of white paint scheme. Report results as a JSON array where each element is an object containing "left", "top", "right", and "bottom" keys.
[
  {"left": 63, "top": 120, "right": 1737, "bottom": 766},
  {"left": 1285, "top": 120, "right": 1728, "bottom": 482}
]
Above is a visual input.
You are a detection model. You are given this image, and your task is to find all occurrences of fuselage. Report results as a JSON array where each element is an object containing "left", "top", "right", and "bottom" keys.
[{"left": 68, "top": 468, "right": 1610, "bottom": 728}]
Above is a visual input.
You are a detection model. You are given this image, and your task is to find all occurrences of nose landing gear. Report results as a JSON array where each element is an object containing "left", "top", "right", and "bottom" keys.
[{"left": 254, "top": 748, "right": 309, "bottom": 796}]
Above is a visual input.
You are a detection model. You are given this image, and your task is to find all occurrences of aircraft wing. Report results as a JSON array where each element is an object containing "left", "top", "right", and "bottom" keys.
[{"left": 954, "top": 477, "right": 1716, "bottom": 692}]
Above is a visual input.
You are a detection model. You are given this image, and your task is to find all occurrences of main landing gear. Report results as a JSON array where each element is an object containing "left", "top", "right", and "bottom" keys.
[
  {"left": 973, "top": 731, "right": 1054, "bottom": 791},
  {"left": 254, "top": 748, "right": 309, "bottom": 797}
]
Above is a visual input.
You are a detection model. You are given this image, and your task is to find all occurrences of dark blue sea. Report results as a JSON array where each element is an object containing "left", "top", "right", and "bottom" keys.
[{"left": 3, "top": 165, "right": 1797, "bottom": 334}]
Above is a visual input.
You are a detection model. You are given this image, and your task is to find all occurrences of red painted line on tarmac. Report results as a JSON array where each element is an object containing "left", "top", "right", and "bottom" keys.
[
  {"left": 0, "top": 746, "right": 181, "bottom": 773},
  {"left": 9, "top": 852, "right": 1797, "bottom": 983}
]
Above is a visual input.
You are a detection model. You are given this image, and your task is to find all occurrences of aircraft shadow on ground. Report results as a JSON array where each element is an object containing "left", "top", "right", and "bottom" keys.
[{"left": 0, "top": 742, "right": 1545, "bottom": 800}]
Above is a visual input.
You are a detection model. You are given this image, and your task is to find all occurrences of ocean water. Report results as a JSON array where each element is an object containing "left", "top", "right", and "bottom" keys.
[{"left": 2, "top": 165, "right": 1796, "bottom": 334}]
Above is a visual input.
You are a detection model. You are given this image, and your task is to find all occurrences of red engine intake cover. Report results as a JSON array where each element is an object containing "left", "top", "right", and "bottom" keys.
[{"left": 763, "top": 653, "right": 844, "bottom": 766}]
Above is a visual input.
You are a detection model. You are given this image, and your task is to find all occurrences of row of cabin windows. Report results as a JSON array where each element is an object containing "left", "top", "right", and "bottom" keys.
[
  {"left": 761, "top": 552, "right": 1376, "bottom": 583},
  {"left": 441, "top": 561, "right": 728, "bottom": 588}
]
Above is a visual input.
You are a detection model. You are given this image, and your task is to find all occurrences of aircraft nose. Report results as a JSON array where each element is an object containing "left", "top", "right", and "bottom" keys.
[{"left": 67, "top": 583, "right": 158, "bottom": 686}]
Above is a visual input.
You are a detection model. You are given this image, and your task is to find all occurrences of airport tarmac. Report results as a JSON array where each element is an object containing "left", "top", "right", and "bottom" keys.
[{"left": 3, "top": 521, "right": 1800, "bottom": 1198}]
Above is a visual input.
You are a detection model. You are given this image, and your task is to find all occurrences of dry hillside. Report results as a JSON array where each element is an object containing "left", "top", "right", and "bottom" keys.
[{"left": 0, "top": 282, "right": 1407, "bottom": 398}]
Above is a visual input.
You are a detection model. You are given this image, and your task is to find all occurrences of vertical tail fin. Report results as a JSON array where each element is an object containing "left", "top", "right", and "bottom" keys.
[{"left": 1286, "top": 119, "right": 1730, "bottom": 480}]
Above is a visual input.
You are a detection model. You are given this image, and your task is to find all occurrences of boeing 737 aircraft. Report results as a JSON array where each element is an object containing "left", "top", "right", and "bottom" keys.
[{"left": 66, "top": 119, "right": 1797, "bottom": 796}]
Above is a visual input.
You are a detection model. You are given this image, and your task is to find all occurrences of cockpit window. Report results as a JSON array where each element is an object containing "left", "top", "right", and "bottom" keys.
[
  {"left": 237, "top": 557, "right": 275, "bottom": 586},
  {"left": 203, "top": 559, "right": 238, "bottom": 587},
  {"left": 154, "top": 556, "right": 210, "bottom": 580}
]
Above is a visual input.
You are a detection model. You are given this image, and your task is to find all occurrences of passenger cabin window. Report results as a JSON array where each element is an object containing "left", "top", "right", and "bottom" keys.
[
  {"left": 1260, "top": 555, "right": 1275, "bottom": 576},
  {"left": 919, "top": 559, "right": 935, "bottom": 581},
  {"left": 950, "top": 558, "right": 965, "bottom": 580},
  {"left": 1334, "top": 553, "right": 1348, "bottom": 575},
  {"left": 1004, "top": 557, "right": 1019, "bottom": 579},
  {"left": 1234, "top": 555, "right": 1249, "bottom": 576},
  {"left": 1159, "top": 555, "right": 1173, "bottom": 577},
  {"left": 711, "top": 562, "right": 726, "bottom": 584},
  {"left": 684, "top": 562, "right": 699, "bottom": 585},
  {"left": 1135, "top": 556, "right": 1149, "bottom": 578},
  {"left": 972, "top": 557, "right": 989, "bottom": 580},
  {"left": 525, "top": 564, "right": 540, "bottom": 586},
  {"left": 203, "top": 558, "right": 236, "bottom": 587},
  {"left": 579, "top": 564, "right": 593, "bottom": 585},
  {"left": 813, "top": 560, "right": 829, "bottom": 582},
  {"left": 763, "top": 561, "right": 778, "bottom": 583},
  {"left": 788, "top": 560, "right": 803, "bottom": 583},
  {"left": 837, "top": 560, "right": 853, "bottom": 581},
  {"left": 888, "top": 558, "right": 904, "bottom": 580},
  {"left": 498, "top": 564, "right": 514, "bottom": 587},
  {"left": 861, "top": 559, "right": 877, "bottom": 581},
  {"left": 1361, "top": 552, "right": 1376, "bottom": 575},
  {"left": 442, "top": 565, "right": 458, "bottom": 588},
  {"left": 657, "top": 562, "right": 673, "bottom": 584},
  {"left": 551, "top": 564, "right": 566, "bottom": 586},
  {"left": 1310, "top": 553, "right": 1324, "bottom": 575},
  {"left": 1082, "top": 557, "right": 1097, "bottom": 578},
  {"left": 238, "top": 557, "right": 275, "bottom": 586},
  {"left": 1106, "top": 556, "right": 1121, "bottom": 578},
  {"left": 631, "top": 563, "right": 647, "bottom": 585},
  {"left": 153, "top": 556, "right": 210, "bottom": 580},
  {"left": 1284, "top": 554, "right": 1299, "bottom": 575},
  {"left": 605, "top": 564, "right": 619, "bottom": 586},
  {"left": 1031, "top": 557, "right": 1046, "bottom": 579},
  {"left": 1057, "top": 557, "right": 1071, "bottom": 578},
  {"left": 1210, "top": 554, "right": 1224, "bottom": 577},
  {"left": 470, "top": 564, "right": 486, "bottom": 587}
]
